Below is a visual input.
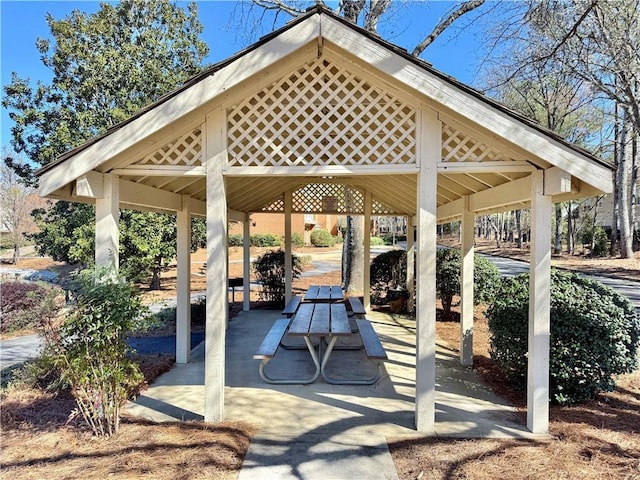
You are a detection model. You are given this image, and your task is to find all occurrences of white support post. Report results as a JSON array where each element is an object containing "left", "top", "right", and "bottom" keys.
[
  {"left": 95, "top": 173, "right": 119, "bottom": 269},
  {"left": 527, "top": 170, "right": 552, "bottom": 434},
  {"left": 363, "top": 191, "right": 372, "bottom": 309},
  {"left": 176, "top": 195, "right": 192, "bottom": 364},
  {"left": 406, "top": 217, "right": 415, "bottom": 314},
  {"left": 204, "top": 110, "right": 228, "bottom": 423},
  {"left": 460, "top": 196, "right": 474, "bottom": 366},
  {"left": 243, "top": 215, "right": 251, "bottom": 311},
  {"left": 415, "top": 106, "right": 440, "bottom": 433},
  {"left": 284, "top": 191, "right": 293, "bottom": 302}
]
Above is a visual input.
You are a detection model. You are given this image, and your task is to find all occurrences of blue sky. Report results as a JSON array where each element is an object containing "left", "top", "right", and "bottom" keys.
[{"left": 1, "top": 0, "right": 487, "bottom": 153}]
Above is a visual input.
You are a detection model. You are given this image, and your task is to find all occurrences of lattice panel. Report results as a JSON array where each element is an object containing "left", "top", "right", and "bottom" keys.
[
  {"left": 372, "top": 198, "right": 396, "bottom": 215},
  {"left": 227, "top": 58, "right": 416, "bottom": 167},
  {"left": 136, "top": 129, "right": 202, "bottom": 166},
  {"left": 441, "top": 125, "right": 505, "bottom": 163},
  {"left": 290, "top": 184, "right": 364, "bottom": 213},
  {"left": 261, "top": 195, "right": 284, "bottom": 213}
]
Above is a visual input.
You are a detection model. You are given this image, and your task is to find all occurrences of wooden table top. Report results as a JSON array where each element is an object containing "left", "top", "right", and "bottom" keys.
[
  {"left": 287, "top": 302, "right": 351, "bottom": 337},
  {"left": 304, "top": 285, "right": 344, "bottom": 302}
]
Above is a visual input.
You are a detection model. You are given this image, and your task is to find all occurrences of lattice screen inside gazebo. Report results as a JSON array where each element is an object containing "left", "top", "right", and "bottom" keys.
[
  {"left": 261, "top": 183, "right": 398, "bottom": 215},
  {"left": 226, "top": 57, "right": 417, "bottom": 167}
]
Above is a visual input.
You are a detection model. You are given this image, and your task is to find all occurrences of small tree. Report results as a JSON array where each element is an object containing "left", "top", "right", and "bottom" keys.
[
  {"left": 253, "top": 250, "right": 302, "bottom": 306},
  {"left": 487, "top": 270, "right": 640, "bottom": 405},
  {"left": 44, "top": 267, "right": 147, "bottom": 436},
  {"left": 0, "top": 152, "right": 36, "bottom": 264},
  {"left": 435, "top": 248, "right": 501, "bottom": 319}
]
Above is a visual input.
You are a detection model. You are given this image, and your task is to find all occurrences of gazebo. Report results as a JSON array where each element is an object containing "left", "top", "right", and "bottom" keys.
[{"left": 37, "top": 6, "right": 612, "bottom": 434}]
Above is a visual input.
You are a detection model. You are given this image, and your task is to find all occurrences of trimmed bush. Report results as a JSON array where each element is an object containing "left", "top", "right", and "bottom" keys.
[
  {"left": 486, "top": 270, "right": 640, "bottom": 405},
  {"left": 310, "top": 229, "right": 335, "bottom": 247},
  {"left": 252, "top": 249, "right": 302, "bottom": 306},
  {"left": 370, "top": 236, "right": 385, "bottom": 246},
  {"left": 370, "top": 249, "right": 407, "bottom": 304},
  {"left": 435, "top": 248, "right": 501, "bottom": 319},
  {"left": 250, "top": 233, "right": 281, "bottom": 247},
  {"left": 228, "top": 234, "right": 243, "bottom": 247},
  {"left": 290, "top": 232, "right": 305, "bottom": 248}
]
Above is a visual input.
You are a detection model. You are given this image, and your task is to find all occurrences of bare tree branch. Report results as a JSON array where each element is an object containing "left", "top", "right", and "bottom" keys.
[{"left": 412, "top": 0, "right": 485, "bottom": 56}]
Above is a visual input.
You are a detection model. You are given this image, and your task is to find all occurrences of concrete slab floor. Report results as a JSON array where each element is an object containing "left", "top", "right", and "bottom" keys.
[{"left": 125, "top": 309, "right": 541, "bottom": 479}]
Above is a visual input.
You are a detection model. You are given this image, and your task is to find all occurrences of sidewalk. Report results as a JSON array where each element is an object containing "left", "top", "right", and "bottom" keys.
[{"left": 125, "top": 309, "right": 537, "bottom": 479}]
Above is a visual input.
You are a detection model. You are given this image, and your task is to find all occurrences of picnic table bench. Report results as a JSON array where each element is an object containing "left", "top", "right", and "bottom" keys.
[{"left": 254, "top": 298, "right": 387, "bottom": 385}]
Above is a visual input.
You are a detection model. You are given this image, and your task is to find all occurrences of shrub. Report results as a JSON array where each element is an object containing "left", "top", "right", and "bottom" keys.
[
  {"left": 370, "top": 236, "right": 385, "bottom": 246},
  {"left": 435, "top": 248, "right": 501, "bottom": 319},
  {"left": 0, "top": 282, "right": 61, "bottom": 333},
  {"left": 43, "top": 267, "right": 148, "bottom": 436},
  {"left": 290, "top": 232, "right": 305, "bottom": 248},
  {"left": 370, "top": 249, "right": 407, "bottom": 304},
  {"left": 486, "top": 270, "right": 640, "bottom": 405},
  {"left": 250, "top": 233, "right": 281, "bottom": 247},
  {"left": 310, "top": 229, "right": 335, "bottom": 247},
  {"left": 252, "top": 249, "right": 303, "bottom": 306},
  {"left": 228, "top": 234, "right": 243, "bottom": 247},
  {"left": 591, "top": 226, "right": 609, "bottom": 257}
]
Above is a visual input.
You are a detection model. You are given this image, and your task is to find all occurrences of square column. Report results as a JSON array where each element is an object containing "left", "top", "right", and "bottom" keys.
[
  {"left": 204, "top": 110, "right": 228, "bottom": 423},
  {"left": 176, "top": 195, "right": 192, "bottom": 364},
  {"left": 527, "top": 170, "right": 552, "bottom": 433},
  {"left": 95, "top": 173, "right": 119, "bottom": 269},
  {"left": 460, "top": 196, "right": 474, "bottom": 366},
  {"left": 284, "top": 191, "right": 293, "bottom": 302},
  {"left": 243, "top": 215, "right": 251, "bottom": 311},
  {"left": 415, "top": 106, "right": 440, "bottom": 433},
  {"left": 406, "top": 218, "right": 415, "bottom": 314},
  {"left": 363, "top": 191, "right": 372, "bottom": 309}
]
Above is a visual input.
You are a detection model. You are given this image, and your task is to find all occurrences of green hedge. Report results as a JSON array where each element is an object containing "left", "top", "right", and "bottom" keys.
[
  {"left": 250, "top": 233, "right": 281, "bottom": 247},
  {"left": 370, "top": 236, "right": 385, "bottom": 246},
  {"left": 228, "top": 234, "right": 243, "bottom": 247},
  {"left": 310, "top": 229, "right": 335, "bottom": 247},
  {"left": 487, "top": 270, "right": 640, "bottom": 405}
]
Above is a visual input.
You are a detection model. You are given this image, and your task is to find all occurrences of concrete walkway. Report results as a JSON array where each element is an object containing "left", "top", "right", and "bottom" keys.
[{"left": 125, "top": 309, "right": 537, "bottom": 480}]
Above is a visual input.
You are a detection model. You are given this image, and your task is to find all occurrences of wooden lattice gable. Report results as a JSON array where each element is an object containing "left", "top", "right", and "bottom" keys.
[
  {"left": 111, "top": 127, "right": 204, "bottom": 177},
  {"left": 226, "top": 57, "right": 417, "bottom": 169}
]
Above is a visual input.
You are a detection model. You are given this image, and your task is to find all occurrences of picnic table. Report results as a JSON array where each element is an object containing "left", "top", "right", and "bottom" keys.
[
  {"left": 254, "top": 286, "right": 387, "bottom": 385},
  {"left": 304, "top": 284, "right": 344, "bottom": 302}
]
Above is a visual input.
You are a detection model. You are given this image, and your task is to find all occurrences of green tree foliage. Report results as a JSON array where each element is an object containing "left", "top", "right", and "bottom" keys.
[
  {"left": 42, "top": 267, "right": 148, "bottom": 436},
  {"left": 120, "top": 210, "right": 178, "bottom": 289},
  {"left": 2, "top": 1, "right": 208, "bottom": 283},
  {"left": 487, "top": 270, "right": 640, "bottom": 405},
  {"left": 3, "top": 0, "right": 208, "bottom": 166},
  {"left": 252, "top": 250, "right": 302, "bottom": 306}
]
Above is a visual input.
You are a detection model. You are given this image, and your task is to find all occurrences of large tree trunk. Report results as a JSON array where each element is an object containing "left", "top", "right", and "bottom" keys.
[
  {"left": 618, "top": 111, "right": 635, "bottom": 258},
  {"left": 554, "top": 204, "right": 562, "bottom": 254},
  {"left": 12, "top": 243, "right": 20, "bottom": 265},
  {"left": 566, "top": 201, "right": 573, "bottom": 254},
  {"left": 342, "top": 215, "right": 364, "bottom": 294},
  {"left": 515, "top": 209, "right": 523, "bottom": 249}
]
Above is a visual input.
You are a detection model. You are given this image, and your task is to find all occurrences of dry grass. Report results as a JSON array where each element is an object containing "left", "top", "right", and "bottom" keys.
[
  {"left": 1, "top": 353, "right": 255, "bottom": 480},
  {"left": 389, "top": 302, "right": 640, "bottom": 480}
]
